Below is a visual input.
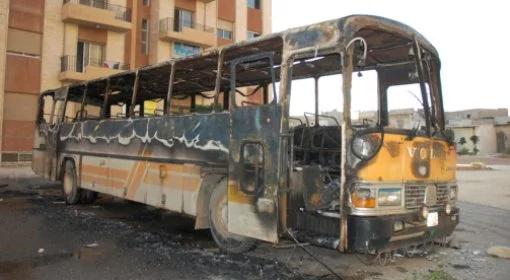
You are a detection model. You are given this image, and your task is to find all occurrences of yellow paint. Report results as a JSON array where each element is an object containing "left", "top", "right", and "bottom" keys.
[
  {"left": 228, "top": 181, "right": 256, "bottom": 204},
  {"left": 357, "top": 134, "right": 456, "bottom": 182}
]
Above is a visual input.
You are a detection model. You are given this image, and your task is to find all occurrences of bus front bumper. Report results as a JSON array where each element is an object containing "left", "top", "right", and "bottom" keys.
[{"left": 347, "top": 207, "right": 459, "bottom": 253}]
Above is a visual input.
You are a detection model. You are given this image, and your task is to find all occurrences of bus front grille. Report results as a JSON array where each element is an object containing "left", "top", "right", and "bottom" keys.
[{"left": 405, "top": 184, "right": 449, "bottom": 211}]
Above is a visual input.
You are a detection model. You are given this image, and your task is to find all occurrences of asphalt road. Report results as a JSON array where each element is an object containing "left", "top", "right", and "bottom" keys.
[{"left": 0, "top": 166, "right": 509, "bottom": 280}]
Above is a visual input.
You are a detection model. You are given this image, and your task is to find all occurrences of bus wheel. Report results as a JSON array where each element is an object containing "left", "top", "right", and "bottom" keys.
[
  {"left": 209, "top": 181, "right": 257, "bottom": 254},
  {"left": 62, "top": 160, "right": 81, "bottom": 205}
]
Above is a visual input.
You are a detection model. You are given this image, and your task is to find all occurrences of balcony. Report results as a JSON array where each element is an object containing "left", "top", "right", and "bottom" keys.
[
  {"left": 59, "top": 55, "right": 129, "bottom": 82},
  {"left": 159, "top": 18, "right": 217, "bottom": 48},
  {"left": 62, "top": 0, "right": 132, "bottom": 32}
]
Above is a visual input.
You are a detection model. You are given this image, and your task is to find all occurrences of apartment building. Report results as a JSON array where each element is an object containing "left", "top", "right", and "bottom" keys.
[{"left": 0, "top": 0, "right": 272, "bottom": 163}]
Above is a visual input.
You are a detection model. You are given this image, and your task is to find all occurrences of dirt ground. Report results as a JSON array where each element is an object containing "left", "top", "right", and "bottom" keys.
[{"left": 0, "top": 164, "right": 509, "bottom": 280}]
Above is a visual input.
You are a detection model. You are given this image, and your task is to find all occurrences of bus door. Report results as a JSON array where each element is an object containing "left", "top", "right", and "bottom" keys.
[
  {"left": 227, "top": 52, "right": 281, "bottom": 243},
  {"left": 33, "top": 88, "right": 66, "bottom": 180}
]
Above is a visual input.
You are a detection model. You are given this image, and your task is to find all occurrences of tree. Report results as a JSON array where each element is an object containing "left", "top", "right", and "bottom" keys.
[
  {"left": 459, "top": 137, "right": 466, "bottom": 147},
  {"left": 469, "top": 135, "right": 479, "bottom": 145},
  {"left": 470, "top": 135, "right": 480, "bottom": 155}
]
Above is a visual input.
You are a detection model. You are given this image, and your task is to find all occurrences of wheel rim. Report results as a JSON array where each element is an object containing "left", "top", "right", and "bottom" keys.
[
  {"left": 63, "top": 168, "right": 73, "bottom": 195},
  {"left": 213, "top": 193, "right": 229, "bottom": 237}
]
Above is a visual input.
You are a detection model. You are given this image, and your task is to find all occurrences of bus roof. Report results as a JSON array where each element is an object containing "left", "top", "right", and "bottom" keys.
[{"left": 42, "top": 14, "right": 438, "bottom": 95}]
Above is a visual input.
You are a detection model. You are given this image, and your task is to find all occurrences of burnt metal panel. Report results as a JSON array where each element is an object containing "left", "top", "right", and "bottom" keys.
[{"left": 59, "top": 113, "right": 230, "bottom": 166}]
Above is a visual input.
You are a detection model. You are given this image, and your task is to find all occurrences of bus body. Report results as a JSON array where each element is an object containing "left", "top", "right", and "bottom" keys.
[{"left": 32, "top": 15, "right": 458, "bottom": 255}]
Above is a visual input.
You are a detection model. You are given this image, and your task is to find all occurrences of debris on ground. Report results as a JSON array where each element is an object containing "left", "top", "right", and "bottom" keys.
[
  {"left": 456, "top": 162, "right": 492, "bottom": 170},
  {"left": 85, "top": 242, "right": 99, "bottom": 248},
  {"left": 487, "top": 246, "right": 510, "bottom": 259},
  {"left": 51, "top": 201, "right": 66, "bottom": 204},
  {"left": 37, "top": 248, "right": 45, "bottom": 254}
]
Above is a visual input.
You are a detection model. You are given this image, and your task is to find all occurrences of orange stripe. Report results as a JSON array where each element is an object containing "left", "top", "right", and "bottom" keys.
[
  {"left": 82, "top": 164, "right": 128, "bottom": 180},
  {"left": 82, "top": 175, "right": 124, "bottom": 189},
  {"left": 144, "top": 172, "right": 200, "bottom": 191},
  {"left": 126, "top": 149, "right": 152, "bottom": 198},
  {"left": 82, "top": 165, "right": 108, "bottom": 177}
]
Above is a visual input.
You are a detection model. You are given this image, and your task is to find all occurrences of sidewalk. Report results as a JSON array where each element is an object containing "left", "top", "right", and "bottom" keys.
[{"left": 0, "top": 166, "right": 36, "bottom": 181}]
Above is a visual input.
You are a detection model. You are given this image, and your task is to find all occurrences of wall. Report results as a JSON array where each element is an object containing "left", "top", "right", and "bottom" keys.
[
  {"left": 452, "top": 126, "right": 476, "bottom": 153},
  {"left": 2, "top": 0, "right": 45, "bottom": 160},
  {"left": 40, "top": 0, "right": 63, "bottom": 91},
  {"left": 476, "top": 124, "right": 497, "bottom": 155},
  {"left": 218, "top": 0, "right": 235, "bottom": 22},
  {"left": 0, "top": 0, "right": 10, "bottom": 154},
  {"left": 106, "top": 31, "right": 126, "bottom": 64},
  {"left": 452, "top": 125, "right": 497, "bottom": 155},
  {"left": 157, "top": 0, "right": 175, "bottom": 62},
  {"left": 262, "top": 0, "right": 271, "bottom": 34},
  {"left": 495, "top": 124, "right": 510, "bottom": 153},
  {"left": 235, "top": 0, "right": 247, "bottom": 41}
]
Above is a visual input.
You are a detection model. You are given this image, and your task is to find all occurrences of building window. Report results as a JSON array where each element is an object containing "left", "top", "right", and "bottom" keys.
[
  {"left": 76, "top": 41, "right": 105, "bottom": 72},
  {"left": 217, "top": 28, "right": 233, "bottom": 40},
  {"left": 174, "top": 42, "right": 200, "bottom": 58},
  {"left": 143, "top": 0, "right": 150, "bottom": 6},
  {"left": 141, "top": 18, "right": 149, "bottom": 55},
  {"left": 174, "top": 9, "right": 193, "bottom": 31},
  {"left": 247, "top": 0, "right": 261, "bottom": 9},
  {"left": 247, "top": 31, "right": 260, "bottom": 39}
]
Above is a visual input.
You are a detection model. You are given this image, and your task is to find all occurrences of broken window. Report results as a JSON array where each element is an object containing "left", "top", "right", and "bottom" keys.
[
  {"left": 350, "top": 70, "right": 378, "bottom": 127},
  {"left": 240, "top": 142, "right": 264, "bottom": 195},
  {"left": 64, "top": 86, "right": 85, "bottom": 123},
  {"left": 231, "top": 55, "right": 277, "bottom": 108},
  {"left": 39, "top": 94, "right": 55, "bottom": 124},
  {"left": 169, "top": 54, "right": 218, "bottom": 115},
  {"left": 83, "top": 80, "right": 107, "bottom": 120},
  {"left": 386, "top": 83, "right": 429, "bottom": 130},
  {"left": 104, "top": 73, "right": 136, "bottom": 118}
]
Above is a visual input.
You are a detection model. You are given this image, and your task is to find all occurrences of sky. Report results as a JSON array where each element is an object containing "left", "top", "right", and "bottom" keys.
[{"left": 272, "top": 0, "right": 510, "bottom": 115}]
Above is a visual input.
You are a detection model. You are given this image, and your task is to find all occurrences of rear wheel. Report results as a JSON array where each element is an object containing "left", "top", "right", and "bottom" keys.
[
  {"left": 62, "top": 160, "right": 81, "bottom": 205},
  {"left": 209, "top": 180, "right": 257, "bottom": 253}
]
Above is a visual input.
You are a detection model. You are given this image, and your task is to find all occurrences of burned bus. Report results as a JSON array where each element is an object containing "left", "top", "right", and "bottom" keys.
[{"left": 32, "top": 15, "right": 458, "bottom": 256}]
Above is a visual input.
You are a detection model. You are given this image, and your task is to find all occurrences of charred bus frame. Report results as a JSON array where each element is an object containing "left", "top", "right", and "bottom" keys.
[{"left": 32, "top": 15, "right": 459, "bottom": 255}]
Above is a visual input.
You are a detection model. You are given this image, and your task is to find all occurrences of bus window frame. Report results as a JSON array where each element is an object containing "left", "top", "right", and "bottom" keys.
[
  {"left": 166, "top": 56, "right": 221, "bottom": 116},
  {"left": 229, "top": 51, "right": 278, "bottom": 109}
]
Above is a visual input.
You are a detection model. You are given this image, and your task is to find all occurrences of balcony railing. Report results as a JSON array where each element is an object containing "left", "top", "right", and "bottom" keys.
[
  {"left": 61, "top": 55, "right": 129, "bottom": 73},
  {"left": 63, "top": 0, "right": 131, "bottom": 22},
  {"left": 159, "top": 17, "right": 215, "bottom": 34}
]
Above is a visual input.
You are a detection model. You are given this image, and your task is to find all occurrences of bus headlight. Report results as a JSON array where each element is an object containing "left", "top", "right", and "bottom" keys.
[
  {"left": 421, "top": 206, "right": 429, "bottom": 219},
  {"left": 445, "top": 203, "right": 452, "bottom": 215},
  {"left": 351, "top": 133, "right": 382, "bottom": 160},
  {"left": 351, "top": 187, "right": 376, "bottom": 208},
  {"left": 378, "top": 188, "right": 402, "bottom": 206}
]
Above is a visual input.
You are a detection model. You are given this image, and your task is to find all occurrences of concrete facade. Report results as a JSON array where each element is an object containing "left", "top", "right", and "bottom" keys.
[
  {"left": 0, "top": 0, "right": 272, "bottom": 163},
  {"left": 495, "top": 123, "right": 510, "bottom": 153},
  {"left": 447, "top": 109, "right": 510, "bottom": 155},
  {"left": 0, "top": 0, "right": 10, "bottom": 154}
]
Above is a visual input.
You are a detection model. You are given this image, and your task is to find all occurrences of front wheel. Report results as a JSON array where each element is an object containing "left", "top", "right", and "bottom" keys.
[
  {"left": 209, "top": 180, "right": 257, "bottom": 253},
  {"left": 62, "top": 160, "right": 97, "bottom": 204},
  {"left": 62, "top": 160, "right": 81, "bottom": 205}
]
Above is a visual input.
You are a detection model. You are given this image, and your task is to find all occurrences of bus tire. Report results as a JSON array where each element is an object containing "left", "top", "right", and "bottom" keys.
[
  {"left": 62, "top": 160, "right": 81, "bottom": 205},
  {"left": 209, "top": 181, "right": 257, "bottom": 254}
]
